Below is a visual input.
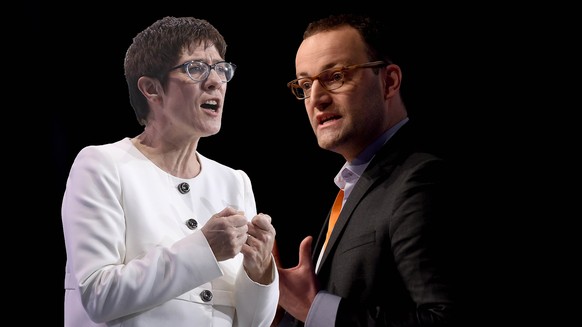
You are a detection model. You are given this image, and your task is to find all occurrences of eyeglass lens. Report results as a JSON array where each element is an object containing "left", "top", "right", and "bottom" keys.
[
  {"left": 300, "top": 70, "right": 342, "bottom": 91},
  {"left": 187, "top": 61, "right": 235, "bottom": 82}
]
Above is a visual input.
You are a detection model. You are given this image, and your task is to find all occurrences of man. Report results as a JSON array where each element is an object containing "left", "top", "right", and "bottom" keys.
[{"left": 275, "top": 14, "right": 460, "bottom": 326}]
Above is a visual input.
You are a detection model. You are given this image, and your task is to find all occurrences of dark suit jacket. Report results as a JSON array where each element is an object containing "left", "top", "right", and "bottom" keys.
[{"left": 285, "top": 122, "right": 461, "bottom": 327}]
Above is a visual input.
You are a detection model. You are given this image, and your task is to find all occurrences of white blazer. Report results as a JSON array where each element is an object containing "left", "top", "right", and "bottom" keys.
[{"left": 62, "top": 138, "right": 278, "bottom": 327}]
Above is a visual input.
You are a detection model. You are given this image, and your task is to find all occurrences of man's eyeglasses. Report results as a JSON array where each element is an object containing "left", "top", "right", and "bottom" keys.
[
  {"left": 169, "top": 60, "right": 237, "bottom": 83},
  {"left": 287, "top": 61, "right": 388, "bottom": 100}
]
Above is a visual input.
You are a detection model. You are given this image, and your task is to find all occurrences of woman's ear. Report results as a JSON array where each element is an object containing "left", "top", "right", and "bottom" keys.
[{"left": 137, "top": 76, "right": 163, "bottom": 102}]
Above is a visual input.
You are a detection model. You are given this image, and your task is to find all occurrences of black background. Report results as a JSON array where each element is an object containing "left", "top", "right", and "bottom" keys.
[{"left": 42, "top": 2, "right": 565, "bottom": 325}]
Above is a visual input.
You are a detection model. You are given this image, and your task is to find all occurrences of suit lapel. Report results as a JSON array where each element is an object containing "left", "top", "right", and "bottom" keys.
[{"left": 316, "top": 122, "right": 416, "bottom": 271}]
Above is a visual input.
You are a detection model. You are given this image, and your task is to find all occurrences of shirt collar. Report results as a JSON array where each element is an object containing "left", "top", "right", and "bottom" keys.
[{"left": 334, "top": 117, "right": 409, "bottom": 196}]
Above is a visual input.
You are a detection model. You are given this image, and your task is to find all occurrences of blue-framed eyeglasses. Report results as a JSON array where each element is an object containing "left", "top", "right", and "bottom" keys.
[{"left": 169, "top": 60, "right": 237, "bottom": 83}]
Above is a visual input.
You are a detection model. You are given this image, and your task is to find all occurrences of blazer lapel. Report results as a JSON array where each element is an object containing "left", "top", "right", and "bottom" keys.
[{"left": 316, "top": 122, "right": 416, "bottom": 270}]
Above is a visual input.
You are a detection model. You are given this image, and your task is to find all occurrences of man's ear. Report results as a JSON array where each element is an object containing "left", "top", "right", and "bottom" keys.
[{"left": 383, "top": 64, "right": 402, "bottom": 99}]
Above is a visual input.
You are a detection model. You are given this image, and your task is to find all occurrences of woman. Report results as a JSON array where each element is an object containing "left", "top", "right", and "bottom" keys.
[{"left": 62, "top": 16, "right": 278, "bottom": 327}]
